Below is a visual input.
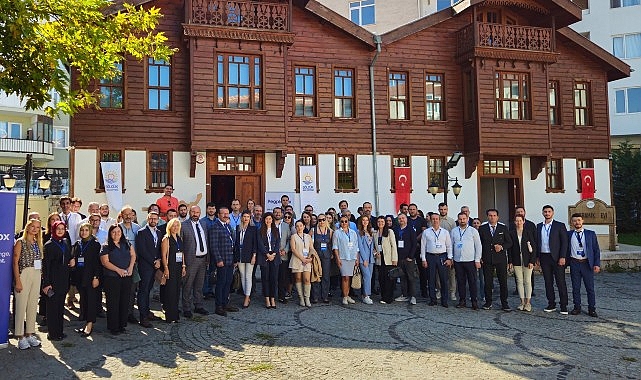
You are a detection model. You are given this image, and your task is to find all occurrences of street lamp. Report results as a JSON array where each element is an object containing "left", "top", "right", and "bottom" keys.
[
  {"left": 428, "top": 151, "right": 463, "bottom": 205},
  {"left": 2, "top": 154, "right": 52, "bottom": 227}
]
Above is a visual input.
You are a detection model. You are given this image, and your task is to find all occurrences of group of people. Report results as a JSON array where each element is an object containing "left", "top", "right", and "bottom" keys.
[{"left": 10, "top": 188, "right": 602, "bottom": 351}]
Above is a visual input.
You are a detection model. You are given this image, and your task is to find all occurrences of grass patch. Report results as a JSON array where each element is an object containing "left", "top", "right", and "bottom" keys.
[
  {"left": 604, "top": 262, "right": 628, "bottom": 273},
  {"left": 619, "top": 232, "right": 641, "bottom": 246},
  {"left": 254, "top": 332, "right": 276, "bottom": 344},
  {"left": 622, "top": 356, "right": 638, "bottom": 362},
  {"left": 249, "top": 363, "right": 274, "bottom": 372},
  {"left": 61, "top": 342, "right": 74, "bottom": 348}
]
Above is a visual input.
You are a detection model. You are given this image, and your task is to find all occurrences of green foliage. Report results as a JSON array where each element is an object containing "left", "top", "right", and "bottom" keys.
[
  {"left": 618, "top": 232, "right": 641, "bottom": 247},
  {"left": 612, "top": 140, "right": 641, "bottom": 232},
  {"left": 0, "top": 0, "right": 175, "bottom": 116}
]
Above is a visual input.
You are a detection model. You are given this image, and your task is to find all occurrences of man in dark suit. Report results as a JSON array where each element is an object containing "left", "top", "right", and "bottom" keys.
[
  {"left": 479, "top": 208, "right": 513, "bottom": 311},
  {"left": 511, "top": 206, "right": 537, "bottom": 296},
  {"left": 537, "top": 205, "right": 569, "bottom": 314},
  {"left": 135, "top": 212, "right": 162, "bottom": 327},
  {"left": 209, "top": 206, "right": 239, "bottom": 316},
  {"left": 180, "top": 205, "right": 210, "bottom": 318},
  {"left": 567, "top": 213, "right": 601, "bottom": 317}
]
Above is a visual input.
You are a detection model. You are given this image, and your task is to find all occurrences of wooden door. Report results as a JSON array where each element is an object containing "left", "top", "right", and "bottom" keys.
[{"left": 236, "top": 176, "right": 261, "bottom": 207}]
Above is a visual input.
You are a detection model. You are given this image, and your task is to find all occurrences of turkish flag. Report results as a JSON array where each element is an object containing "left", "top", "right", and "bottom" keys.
[
  {"left": 394, "top": 167, "right": 411, "bottom": 212},
  {"left": 580, "top": 168, "right": 595, "bottom": 199}
]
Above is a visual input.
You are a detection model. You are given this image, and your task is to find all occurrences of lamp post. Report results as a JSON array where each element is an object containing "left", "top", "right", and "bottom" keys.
[
  {"left": 2, "top": 154, "right": 52, "bottom": 227},
  {"left": 429, "top": 151, "right": 463, "bottom": 205}
]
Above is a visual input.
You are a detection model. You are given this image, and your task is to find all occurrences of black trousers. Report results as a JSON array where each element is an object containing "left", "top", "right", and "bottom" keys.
[
  {"left": 312, "top": 255, "right": 331, "bottom": 301},
  {"left": 483, "top": 260, "right": 508, "bottom": 306},
  {"left": 78, "top": 284, "right": 99, "bottom": 323},
  {"left": 539, "top": 254, "right": 568, "bottom": 308},
  {"left": 261, "top": 261, "right": 279, "bottom": 298},
  {"left": 104, "top": 276, "right": 133, "bottom": 332},
  {"left": 46, "top": 291, "right": 66, "bottom": 338},
  {"left": 378, "top": 265, "right": 395, "bottom": 303},
  {"left": 278, "top": 259, "right": 291, "bottom": 300},
  {"left": 455, "top": 261, "right": 478, "bottom": 304}
]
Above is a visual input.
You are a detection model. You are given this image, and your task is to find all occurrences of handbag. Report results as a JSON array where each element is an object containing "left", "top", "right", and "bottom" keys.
[
  {"left": 388, "top": 266, "right": 403, "bottom": 279},
  {"left": 232, "top": 268, "right": 241, "bottom": 290},
  {"left": 351, "top": 266, "right": 362, "bottom": 289}
]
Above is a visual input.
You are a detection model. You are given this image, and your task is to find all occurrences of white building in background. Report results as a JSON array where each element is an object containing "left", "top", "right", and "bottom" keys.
[
  {"left": 570, "top": 0, "right": 641, "bottom": 148},
  {"left": 0, "top": 90, "right": 70, "bottom": 226}
]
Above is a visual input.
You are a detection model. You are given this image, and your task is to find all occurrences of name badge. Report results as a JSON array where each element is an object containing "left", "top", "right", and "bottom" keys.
[
  {"left": 456, "top": 242, "right": 463, "bottom": 250},
  {"left": 435, "top": 243, "right": 443, "bottom": 249},
  {"left": 176, "top": 251, "right": 183, "bottom": 263},
  {"left": 348, "top": 242, "right": 354, "bottom": 249},
  {"left": 320, "top": 243, "right": 327, "bottom": 249},
  {"left": 33, "top": 259, "right": 42, "bottom": 270},
  {"left": 377, "top": 245, "right": 383, "bottom": 252},
  {"left": 577, "top": 250, "right": 584, "bottom": 257},
  {"left": 303, "top": 249, "right": 309, "bottom": 258},
  {"left": 398, "top": 241, "right": 404, "bottom": 249},
  {"left": 77, "top": 257, "right": 85, "bottom": 267}
]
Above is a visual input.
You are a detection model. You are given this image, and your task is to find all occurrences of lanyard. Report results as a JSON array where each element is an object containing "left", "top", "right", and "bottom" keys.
[
  {"left": 230, "top": 213, "right": 240, "bottom": 226},
  {"left": 543, "top": 223, "right": 552, "bottom": 238},
  {"left": 79, "top": 240, "right": 89, "bottom": 255},
  {"left": 297, "top": 233, "right": 307, "bottom": 249},
  {"left": 398, "top": 227, "right": 405, "bottom": 240},
  {"left": 54, "top": 240, "right": 67, "bottom": 264},
  {"left": 343, "top": 229, "right": 351, "bottom": 242},
  {"left": 240, "top": 228, "right": 246, "bottom": 245},
  {"left": 174, "top": 236, "right": 181, "bottom": 251},
  {"left": 364, "top": 235, "right": 372, "bottom": 252},
  {"left": 575, "top": 231, "right": 583, "bottom": 247},
  {"left": 459, "top": 227, "right": 468, "bottom": 239},
  {"left": 267, "top": 229, "right": 272, "bottom": 249},
  {"left": 432, "top": 228, "right": 442, "bottom": 242}
]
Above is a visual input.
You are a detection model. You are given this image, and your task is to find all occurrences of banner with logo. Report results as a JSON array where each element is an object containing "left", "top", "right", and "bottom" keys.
[
  {"left": 264, "top": 192, "right": 295, "bottom": 212},
  {"left": 299, "top": 165, "right": 317, "bottom": 214},
  {"left": 394, "top": 167, "right": 412, "bottom": 213},
  {"left": 580, "top": 168, "right": 595, "bottom": 199},
  {"left": 100, "top": 161, "right": 123, "bottom": 212},
  {"left": 0, "top": 191, "right": 17, "bottom": 348}
]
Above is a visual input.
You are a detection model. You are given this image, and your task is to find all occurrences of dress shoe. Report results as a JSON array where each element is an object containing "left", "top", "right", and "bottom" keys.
[
  {"left": 183, "top": 311, "right": 193, "bottom": 318},
  {"left": 140, "top": 318, "right": 153, "bottom": 328},
  {"left": 428, "top": 301, "right": 437, "bottom": 306},
  {"left": 110, "top": 329, "right": 120, "bottom": 336},
  {"left": 47, "top": 334, "right": 66, "bottom": 341},
  {"left": 456, "top": 302, "right": 466, "bottom": 308},
  {"left": 119, "top": 327, "right": 127, "bottom": 333},
  {"left": 194, "top": 307, "right": 210, "bottom": 315},
  {"left": 588, "top": 309, "right": 598, "bottom": 318},
  {"left": 441, "top": 302, "right": 448, "bottom": 308},
  {"left": 225, "top": 305, "right": 239, "bottom": 312},
  {"left": 127, "top": 314, "right": 139, "bottom": 324},
  {"left": 543, "top": 304, "right": 556, "bottom": 313},
  {"left": 322, "top": 298, "right": 330, "bottom": 304},
  {"left": 482, "top": 302, "right": 493, "bottom": 310},
  {"left": 147, "top": 313, "right": 160, "bottom": 321},
  {"left": 471, "top": 302, "right": 479, "bottom": 310},
  {"left": 570, "top": 308, "right": 581, "bottom": 316},
  {"left": 215, "top": 307, "right": 227, "bottom": 317},
  {"left": 502, "top": 304, "right": 512, "bottom": 312},
  {"left": 310, "top": 299, "right": 318, "bottom": 304}
]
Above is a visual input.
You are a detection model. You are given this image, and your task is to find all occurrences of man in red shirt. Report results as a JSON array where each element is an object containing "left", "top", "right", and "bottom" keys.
[{"left": 156, "top": 184, "right": 179, "bottom": 220}]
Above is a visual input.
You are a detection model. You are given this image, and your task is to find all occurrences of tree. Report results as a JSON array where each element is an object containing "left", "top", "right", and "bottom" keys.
[
  {"left": 0, "top": 0, "right": 175, "bottom": 116},
  {"left": 612, "top": 140, "right": 641, "bottom": 232}
]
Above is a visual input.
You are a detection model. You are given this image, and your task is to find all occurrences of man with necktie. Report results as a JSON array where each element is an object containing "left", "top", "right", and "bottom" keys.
[
  {"left": 479, "top": 209, "right": 513, "bottom": 311},
  {"left": 567, "top": 213, "right": 600, "bottom": 317},
  {"left": 135, "top": 211, "right": 162, "bottom": 327},
  {"left": 180, "top": 205, "right": 210, "bottom": 318},
  {"left": 537, "top": 205, "right": 569, "bottom": 314},
  {"left": 209, "top": 206, "right": 239, "bottom": 316}
]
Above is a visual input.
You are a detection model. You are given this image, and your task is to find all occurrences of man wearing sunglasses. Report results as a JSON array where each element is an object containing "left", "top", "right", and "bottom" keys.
[{"left": 156, "top": 184, "right": 179, "bottom": 221}]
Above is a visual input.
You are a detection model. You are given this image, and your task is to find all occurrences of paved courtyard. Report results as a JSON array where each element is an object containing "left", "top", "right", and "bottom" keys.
[{"left": 1, "top": 272, "right": 640, "bottom": 379}]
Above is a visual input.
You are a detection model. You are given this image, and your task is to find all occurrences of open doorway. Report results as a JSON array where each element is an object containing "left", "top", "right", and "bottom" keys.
[{"left": 211, "top": 175, "right": 235, "bottom": 210}]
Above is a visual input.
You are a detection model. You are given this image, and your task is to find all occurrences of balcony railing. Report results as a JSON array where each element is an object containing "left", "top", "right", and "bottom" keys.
[
  {"left": 190, "top": 0, "right": 288, "bottom": 31},
  {"left": 457, "top": 22, "right": 554, "bottom": 56},
  {"left": 0, "top": 138, "right": 53, "bottom": 156}
]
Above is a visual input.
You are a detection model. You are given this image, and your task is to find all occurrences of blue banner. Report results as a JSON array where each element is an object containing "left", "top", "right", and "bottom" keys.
[{"left": 0, "top": 191, "right": 17, "bottom": 349}]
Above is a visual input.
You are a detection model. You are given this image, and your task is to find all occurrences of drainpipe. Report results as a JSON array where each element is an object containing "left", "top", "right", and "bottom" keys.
[{"left": 370, "top": 35, "right": 382, "bottom": 215}]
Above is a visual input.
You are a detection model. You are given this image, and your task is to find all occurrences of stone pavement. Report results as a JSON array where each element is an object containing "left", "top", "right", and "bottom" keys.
[{"left": 1, "top": 272, "right": 640, "bottom": 379}]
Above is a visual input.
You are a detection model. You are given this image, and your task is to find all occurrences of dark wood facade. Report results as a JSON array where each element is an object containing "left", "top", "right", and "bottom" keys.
[{"left": 71, "top": 0, "right": 629, "bottom": 180}]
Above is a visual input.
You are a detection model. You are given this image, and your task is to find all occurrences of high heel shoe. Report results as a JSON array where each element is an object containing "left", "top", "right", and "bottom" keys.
[{"left": 80, "top": 330, "right": 92, "bottom": 338}]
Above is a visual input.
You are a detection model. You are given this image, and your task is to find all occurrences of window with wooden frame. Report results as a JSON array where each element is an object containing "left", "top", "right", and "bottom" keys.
[
  {"left": 99, "top": 62, "right": 124, "bottom": 109},
  {"left": 483, "top": 159, "right": 513, "bottom": 175},
  {"left": 96, "top": 150, "right": 124, "bottom": 191},
  {"left": 391, "top": 155, "right": 410, "bottom": 192},
  {"left": 463, "top": 71, "right": 474, "bottom": 121},
  {"left": 296, "top": 154, "right": 319, "bottom": 193},
  {"left": 217, "top": 155, "right": 254, "bottom": 172},
  {"left": 428, "top": 157, "right": 445, "bottom": 190},
  {"left": 216, "top": 54, "right": 262, "bottom": 109},
  {"left": 425, "top": 73, "right": 444, "bottom": 121},
  {"left": 576, "top": 158, "right": 594, "bottom": 192},
  {"left": 148, "top": 58, "right": 171, "bottom": 110},
  {"left": 549, "top": 80, "right": 560, "bottom": 125},
  {"left": 147, "top": 151, "right": 171, "bottom": 191},
  {"left": 546, "top": 158, "right": 564, "bottom": 192},
  {"left": 335, "top": 155, "right": 357, "bottom": 192},
  {"left": 389, "top": 71, "right": 408, "bottom": 120},
  {"left": 334, "top": 68, "right": 354, "bottom": 118},
  {"left": 294, "top": 66, "right": 316, "bottom": 116},
  {"left": 574, "top": 81, "right": 592, "bottom": 126},
  {"left": 495, "top": 72, "right": 530, "bottom": 120}
]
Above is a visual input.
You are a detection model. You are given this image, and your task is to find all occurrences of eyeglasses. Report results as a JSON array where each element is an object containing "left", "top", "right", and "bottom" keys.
[
  {"left": 318, "top": 218, "right": 326, "bottom": 222},
  {"left": 284, "top": 215, "right": 292, "bottom": 219},
  {"left": 340, "top": 220, "right": 349, "bottom": 224}
]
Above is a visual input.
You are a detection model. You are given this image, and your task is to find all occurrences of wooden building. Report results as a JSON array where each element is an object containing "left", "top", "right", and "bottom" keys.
[{"left": 71, "top": 0, "right": 629, "bottom": 227}]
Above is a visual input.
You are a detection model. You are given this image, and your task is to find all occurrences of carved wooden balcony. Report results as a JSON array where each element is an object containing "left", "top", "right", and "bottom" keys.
[
  {"left": 456, "top": 22, "right": 559, "bottom": 64},
  {"left": 184, "top": 0, "right": 294, "bottom": 44}
]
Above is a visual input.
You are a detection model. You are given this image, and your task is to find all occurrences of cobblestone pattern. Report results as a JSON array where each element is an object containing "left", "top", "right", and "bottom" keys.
[{"left": 1, "top": 272, "right": 640, "bottom": 379}]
